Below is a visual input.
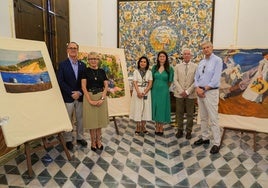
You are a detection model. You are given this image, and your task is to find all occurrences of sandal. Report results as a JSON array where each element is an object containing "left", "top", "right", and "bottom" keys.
[
  {"left": 141, "top": 122, "right": 148, "bottom": 134},
  {"left": 135, "top": 124, "right": 141, "bottom": 135},
  {"left": 143, "top": 130, "right": 149, "bottom": 134}
]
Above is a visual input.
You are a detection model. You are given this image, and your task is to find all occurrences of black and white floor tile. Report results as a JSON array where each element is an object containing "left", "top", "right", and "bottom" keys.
[{"left": 0, "top": 116, "right": 268, "bottom": 187}]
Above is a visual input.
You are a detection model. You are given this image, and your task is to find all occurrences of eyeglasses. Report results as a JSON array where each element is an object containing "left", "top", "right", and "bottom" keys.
[
  {"left": 68, "top": 47, "right": 78, "bottom": 50},
  {"left": 202, "top": 66, "right": 206, "bottom": 74},
  {"left": 88, "top": 58, "right": 98, "bottom": 61}
]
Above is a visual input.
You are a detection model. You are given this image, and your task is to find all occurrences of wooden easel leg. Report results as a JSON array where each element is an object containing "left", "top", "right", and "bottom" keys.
[
  {"left": 24, "top": 142, "right": 33, "bottom": 177},
  {"left": 113, "top": 116, "right": 119, "bottom": 135},
  {"left": 58, "top": 132, "right": 71, "bottom": 160},
  {"left": 253, "top": 131, "right": 256, "bottom": 152},
  {"left": 219, "top": 127, "right": 226, "bottom": 149}
]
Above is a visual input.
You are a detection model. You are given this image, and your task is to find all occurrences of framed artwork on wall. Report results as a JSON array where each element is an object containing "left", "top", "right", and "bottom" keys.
[{"left": 117, "top": 0, "right": 215, "bottom": 77}]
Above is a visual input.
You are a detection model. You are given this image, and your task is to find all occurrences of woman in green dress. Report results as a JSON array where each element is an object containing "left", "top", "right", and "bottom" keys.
[{"left": 151, "top": 51, "right": 174, "bottom": 135}]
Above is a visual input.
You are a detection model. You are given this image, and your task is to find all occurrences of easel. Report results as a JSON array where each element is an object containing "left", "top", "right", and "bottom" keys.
[
  {"left": 111, "top": 116, "right": 119, "bottom": 135},
  {"left": 19, "top": 132, "right": 71, "bottom": 177},
  {"left": 220, "top": 127, "right": 257, "bottom": 152}
]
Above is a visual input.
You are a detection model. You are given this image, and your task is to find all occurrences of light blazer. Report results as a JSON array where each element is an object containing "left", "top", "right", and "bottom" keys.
[
  {"left": 173, "top": 62, "right": 197, "bottom": 99},
  {"left": 57, "top": 58, "right": 86, "bottom": 103}
]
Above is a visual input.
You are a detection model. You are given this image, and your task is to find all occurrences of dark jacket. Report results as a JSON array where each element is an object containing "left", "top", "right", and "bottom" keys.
[{"left": 57, "top": 59, "right": 86, "bottom": 103}]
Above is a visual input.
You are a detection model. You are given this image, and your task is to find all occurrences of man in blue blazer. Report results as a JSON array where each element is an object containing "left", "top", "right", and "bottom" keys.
[{"left": 57, "top": 42, "right": 87, "bottom": 150}]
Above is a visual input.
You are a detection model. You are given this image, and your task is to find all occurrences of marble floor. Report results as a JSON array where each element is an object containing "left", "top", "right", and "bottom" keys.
[{"left": 0, "top": 116, "right": 268, "bottom": 188}]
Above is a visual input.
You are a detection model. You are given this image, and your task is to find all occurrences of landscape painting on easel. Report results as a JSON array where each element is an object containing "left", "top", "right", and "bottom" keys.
[
  {"left": 0, "top": 49, "right": 52, "bottom": 93},
  {"left": 0, "top": 37, "right": 72, "bottom": 148}
]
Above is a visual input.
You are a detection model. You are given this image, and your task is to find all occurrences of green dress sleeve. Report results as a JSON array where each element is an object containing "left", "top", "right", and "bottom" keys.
[{"left": 169, "top": 66, "right": 174, "bottom": 82}]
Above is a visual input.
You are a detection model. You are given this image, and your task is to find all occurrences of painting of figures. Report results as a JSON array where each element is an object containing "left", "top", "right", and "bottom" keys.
[
  {"left": 0, "top": 49, "right": 52, "bottom": 93},
  {"left": 201, "top": 48, "right": 268, "bottom": 133},
  {"left": 214, "top": 49, "right": 268, "bottom": 119}
]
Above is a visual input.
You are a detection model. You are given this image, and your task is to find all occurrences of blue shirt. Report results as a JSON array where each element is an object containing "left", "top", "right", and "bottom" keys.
[
  {"left": 69, "top": 58, "right": 78, "bottom": 79},
  {"left": 194, "top": 53, "right": 223, "bottom": 88}
]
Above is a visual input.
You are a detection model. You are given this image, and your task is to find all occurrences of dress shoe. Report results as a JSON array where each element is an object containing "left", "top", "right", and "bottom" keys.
[
  {"left": 210, "top": 145, "right": 220, "bottom": 154},
  {"left": 66, "top": 141, "right": 73, "bottom": 150},
  {"left": 185, "top": 132, "right": 192, "bottom": 140},
  {"left": 194, "top": 138, "right": 210, "bottom": 146},
  {"left": 77, "top": 139, "right": 88, "bottom": 147},
  {"left": 175, "top": 130, "right": 183, "bottom": 138}
]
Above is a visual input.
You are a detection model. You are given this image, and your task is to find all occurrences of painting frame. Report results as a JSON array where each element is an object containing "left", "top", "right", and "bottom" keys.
[{"left": 117, "top": 0, "right": 215, "bottom": 77}]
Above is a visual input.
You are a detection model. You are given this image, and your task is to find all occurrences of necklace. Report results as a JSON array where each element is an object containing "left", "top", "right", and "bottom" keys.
[{"left": 91, "top": 68, "right": 98, "bottom": 80}]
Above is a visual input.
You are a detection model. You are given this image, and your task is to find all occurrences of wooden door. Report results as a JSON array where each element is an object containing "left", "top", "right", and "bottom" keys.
[{"left": 13, "top": 0, "right": 69, "bottom": 69}]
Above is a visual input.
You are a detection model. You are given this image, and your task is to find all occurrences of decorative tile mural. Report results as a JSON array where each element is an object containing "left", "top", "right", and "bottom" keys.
[{"left": 118, "top": 0, "right": 215, "bottom": 76}]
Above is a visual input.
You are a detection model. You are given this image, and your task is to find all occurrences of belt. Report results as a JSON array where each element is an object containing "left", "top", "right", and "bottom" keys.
[
  {"left": 88, "top": 88, "right": 103, "bottom": 94},
  {"left": 137, "top": 84, "right": 147, "bottom": 87},
  {"left": 199, "top": 87, "right": 218, "bottom": 91}
]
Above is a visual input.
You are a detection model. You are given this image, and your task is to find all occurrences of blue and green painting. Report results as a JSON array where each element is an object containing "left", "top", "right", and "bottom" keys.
[{"left": 0, "top": 49, "right": 52, "bottom": 93}]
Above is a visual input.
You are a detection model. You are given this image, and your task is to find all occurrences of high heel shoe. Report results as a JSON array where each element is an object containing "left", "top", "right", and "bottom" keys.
[
  {"left": 96, "top": 141, "right": 104, "bottom": 150},
  {"left": 158, "top": 131, "right": 164, "bottom": 136},
  {"left": 91, "top": 146, "right": 97, "bottom": 152},
  {"left": 97, "top": 144, "right": 103, "bottom": 150}
]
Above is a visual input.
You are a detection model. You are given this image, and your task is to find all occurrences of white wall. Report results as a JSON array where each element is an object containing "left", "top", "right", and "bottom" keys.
[
  {"left": 0, "top": 0, "right": 14, "bottom": 38},
  {"left": 69, "top": 0, "right": 117, "bottom": 48},
  {"left": 1, "top": 0, "right": 268, "bottom": 49},
  {"left": 237, "top": 0, "right": 268, "bottom": 48},
  {"left": 213, "top": 0, "right": 238, "bottom": 48},
  {"left": 69, "top": 0, "right": 98, "bottom": 46},
  {"left": 213, "top": 0, "right": 268, "bottom": 48}
]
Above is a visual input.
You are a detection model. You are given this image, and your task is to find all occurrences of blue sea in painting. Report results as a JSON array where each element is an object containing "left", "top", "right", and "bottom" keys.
[{"left": 1, "top": 71, "right": 50, "bottom": 84}]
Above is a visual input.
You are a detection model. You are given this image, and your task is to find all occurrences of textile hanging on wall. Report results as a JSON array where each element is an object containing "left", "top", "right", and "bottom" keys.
[
  {"left": 118, "top": 0, "right": 215, "bottom": 77},
  {"left": 0, "top": 37, "right": 72, "bottom": 147}
]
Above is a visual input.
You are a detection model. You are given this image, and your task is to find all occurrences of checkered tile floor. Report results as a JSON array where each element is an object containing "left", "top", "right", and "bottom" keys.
[{"left": 0, "top": 116, "right": 268, "bottom": 187}]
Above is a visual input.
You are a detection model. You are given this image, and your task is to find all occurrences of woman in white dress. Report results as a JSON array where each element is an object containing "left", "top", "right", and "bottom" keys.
[{"left": 129, "top": 56, "right": 153, "bottom": 135}]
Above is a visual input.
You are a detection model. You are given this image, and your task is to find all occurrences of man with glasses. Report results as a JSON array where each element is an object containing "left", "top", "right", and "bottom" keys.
[
  {"left": 174, "top": 48, "right": 197, "bottom": 140},
  {"left": 194, "top": 41, "right": 223, "bottom": 154},
  {"left": 57, "top": 42, "right": 88, "bottom": 150}
]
